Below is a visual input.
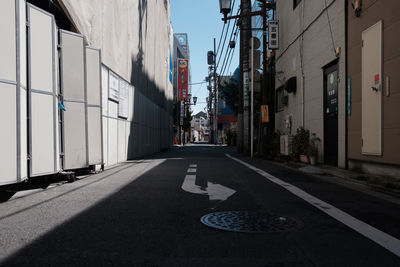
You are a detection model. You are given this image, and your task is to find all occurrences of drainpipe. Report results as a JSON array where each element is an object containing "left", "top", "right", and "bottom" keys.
[{"left": 345, "top": 0, "right": 349, "bottom": 169}]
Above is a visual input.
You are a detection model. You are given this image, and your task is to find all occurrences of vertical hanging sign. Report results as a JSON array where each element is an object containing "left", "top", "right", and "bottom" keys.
[
  {"left": 177, "top": 58, "right": 189, "bottom": 101},
  {"left": 268, "top": 20, "right": 279, "bottom": 50},
  {"left": 261, "top": 105, "right": 269, "bottom": 123},
  {"left": 180, "top": 101, "right": 184, "bottom": 126}
]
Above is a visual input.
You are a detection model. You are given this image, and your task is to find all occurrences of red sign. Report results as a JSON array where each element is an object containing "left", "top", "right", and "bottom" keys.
[
  {"left": 374, "top": 74, "right": 380, "bottom": 85},
  {"left": 177, "top": 59, "right": 189, "bottom": 101}
]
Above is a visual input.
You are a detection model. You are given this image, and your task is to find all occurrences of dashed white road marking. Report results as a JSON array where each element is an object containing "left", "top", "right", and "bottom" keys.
[
  {"left": 187, "top": 168, "right": 197, "bottom": 173},
  {"left": 226, "top": 154, "right": 400, "bottom": 257},
  {"left": 189, "top": 164, "right": 197, "bottom": 168}
]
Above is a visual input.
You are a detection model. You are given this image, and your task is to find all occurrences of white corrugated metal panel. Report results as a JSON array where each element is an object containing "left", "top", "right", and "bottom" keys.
[
  {"left": 108, "top": 118, "right": 118, "bottom": 166},
  {"left": 0, "top": 83, "right": 17, "bottom": 185},
  {"left": 86, "top": 47, "right": 103, "bottom": 165},
  {"left": 19, "top": 0, "right": 28, "bottom": 179},
  {"left": 86, "top": 48, "right": 101, "bottom": 106},
  {"left": 108, "top": 101, "right": 118, "bottom": 119},
  {"left": 0, "top": 0, "right": 16, "bottom": 82},
  {"left": 128, "top": 85, "right": 134, "bottom": 121},
  {"left": 101, "top": 66, "right": 108, "bottom": 116},
  {"left": 28, "top": 4, "right": 58, "bottom": 177},
  {"left": 125, "top": 121, "right": 131, "bottom": 159},
  {"left": 88, "top": 107, "right": 102, "bottom": 165},
  {"left": 118, "top": 120, "right": 126, "bottom": 162},
  {"left": 0, "top": 0, "right": 27, "bottom": 185},
  {"left": 102, "top": 117, "right": 108, "bottom": 166},
  {"left": 63, "top": 102, "right": 87, "bottom": 169},
  {"left": 60, "top": 30, "right": 88, "bottom": 170}
]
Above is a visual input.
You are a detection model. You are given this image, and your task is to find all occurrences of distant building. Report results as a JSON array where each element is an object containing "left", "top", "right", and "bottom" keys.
[
  {"left": 191, "top": 112, "right": 209, "bottom": 142},
  {"left": 218, "top": 74, "right": 238, "bottom": 145}
]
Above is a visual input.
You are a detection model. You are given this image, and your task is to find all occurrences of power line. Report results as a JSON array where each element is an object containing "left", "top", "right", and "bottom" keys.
[
  {"left": 221, "top": 26, "right": 239, "bottom": 77},
  {"left": 216, "top": 1, "right": 237, "bottom": 68},
  {"left": 218, "top": 15, "right": 239, "bottom": 77},
  {"left": 216, "top": 0, "right": 235, "bottom": 56}
]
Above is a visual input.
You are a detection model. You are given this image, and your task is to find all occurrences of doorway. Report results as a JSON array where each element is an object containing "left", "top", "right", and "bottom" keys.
[{"left": 324, "top": 62, "right": 338, "bottom": 166}]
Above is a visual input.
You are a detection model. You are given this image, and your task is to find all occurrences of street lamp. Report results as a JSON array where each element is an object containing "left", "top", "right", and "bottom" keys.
[{"left": 219, "top": 0, "right": 232, "bottom": 22}]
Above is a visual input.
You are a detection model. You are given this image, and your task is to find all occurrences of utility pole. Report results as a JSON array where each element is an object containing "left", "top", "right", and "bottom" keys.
[
  {"left": 213, "top": 38, "right": 218, "bottom": 144},
  {"left": 237, "top": 9, "right": 244, "bottom": 153},
  {"left": 207, "top": 68, "right": 213, "bottom": 144},
  {"left": 242, "top": 0, "right": 251, "bottom": 155},
  {"left": 261, "top": 0, "right": 268, "bottom": 156},
  {"left": 219, "top": 0, "right": 276, "bottom": 156}
]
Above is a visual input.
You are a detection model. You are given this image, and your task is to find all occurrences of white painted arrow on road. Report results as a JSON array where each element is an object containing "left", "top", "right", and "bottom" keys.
[{"left": 181, "top": 165, "right": 236, "bottom": 202}]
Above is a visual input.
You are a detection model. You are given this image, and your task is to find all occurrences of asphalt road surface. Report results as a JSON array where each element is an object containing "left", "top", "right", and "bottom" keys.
[{"left": 1, "top": 145, "right": 399, "bottom": 266}]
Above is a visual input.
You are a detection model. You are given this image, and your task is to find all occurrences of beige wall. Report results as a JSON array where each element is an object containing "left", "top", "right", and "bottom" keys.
[
  {"left": 348, "top": 0, "right": 400, "bottom": 166},
  {"left": 59, "top": 0, "right": 173, "bottom": 107},
  {"left": 275, "top": 0, "right": 346, "bottom": 167}
]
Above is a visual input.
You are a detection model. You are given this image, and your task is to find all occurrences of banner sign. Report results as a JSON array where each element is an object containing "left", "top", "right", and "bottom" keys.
[
  {"left": 261, "top": 105, "right": 269, "bottom": 123},
  {"left": 180, "top": 101, "right": 185, "bottom": 126},
  {"left": 268, "top": 20, "right": 279, "bottom": 50},
  {"left": 177, "top": 58, "right": 189, "bottom": 101}
]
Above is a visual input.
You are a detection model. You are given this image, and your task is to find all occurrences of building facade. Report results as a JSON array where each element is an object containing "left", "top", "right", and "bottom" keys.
[
  {"left": 347, "top": 0, "right": 400, "bottom": 177},
  {"left": 275, "top": 0, "right": 346, "bottom": 167}
]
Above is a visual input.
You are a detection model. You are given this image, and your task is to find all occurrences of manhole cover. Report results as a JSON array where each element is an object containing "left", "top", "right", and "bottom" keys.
[{"left": 200, "top": 211, "right": 303, "bottom": 233}]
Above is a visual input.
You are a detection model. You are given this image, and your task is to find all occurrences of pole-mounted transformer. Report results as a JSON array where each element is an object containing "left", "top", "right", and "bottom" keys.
[{"left": 207, "top": 51, "right": 214, "bottom": 65}]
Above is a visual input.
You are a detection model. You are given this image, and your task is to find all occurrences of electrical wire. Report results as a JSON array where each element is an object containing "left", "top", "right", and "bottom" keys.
[
  {"left": 221, "top": 26, "right": 239, "bottom": 77},
  {"left": 216, "top": 0, "right": 235, "bottom": 56},
  {"left": 324, "top": 0, "right": 337, "bottom": 56},
  {"left": 216, "top": 1, "right": 238, "bottom": 68},
  {"left": 218, "top": 21, "right": 238, "bottom": 75},
  {"left": 216, "top": 6, "right": 239, "bottom": 73}
]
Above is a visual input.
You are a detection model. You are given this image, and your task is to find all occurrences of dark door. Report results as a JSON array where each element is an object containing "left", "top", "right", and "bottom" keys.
[{"left": 324, "top": 63, "right": 338, "bottom": 166}]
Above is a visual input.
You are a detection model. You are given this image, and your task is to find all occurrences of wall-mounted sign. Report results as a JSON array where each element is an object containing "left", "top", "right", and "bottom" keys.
[
  {"left": 109, "top": 71, "right": 119, "bottom": 102},
  {"left": 261, "top": 105, "right": 269, "bottom": 123},
  {"left": 177, "top": 58, "right": 189, "bottom": 101},
  {"left": 268, "top": 20, "right": 279, "bottom": 50},
  {"left": 118, "top": 80, "right": 129, "bottom": 119}
]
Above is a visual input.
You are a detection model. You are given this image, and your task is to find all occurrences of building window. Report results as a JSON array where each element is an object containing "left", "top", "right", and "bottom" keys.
[
  {"left": 276, "top": 86, "right": 287, "bottom": 112},
  {"left": 293, "top": 0, "right": 302, "bottom": 9}
]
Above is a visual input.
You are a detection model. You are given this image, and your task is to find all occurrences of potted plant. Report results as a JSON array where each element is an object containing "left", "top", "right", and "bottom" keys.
[
  {"left": 291, "top": 127, "right": 310, "bottom": 163},
  {"left": 308, "top": 133, "right": 320, "bottom": 165}
]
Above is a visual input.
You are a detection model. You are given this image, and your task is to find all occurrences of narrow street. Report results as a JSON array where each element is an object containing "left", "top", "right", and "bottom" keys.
[{"left": 1, "top": 145, "right": 399, "bottom": 266}]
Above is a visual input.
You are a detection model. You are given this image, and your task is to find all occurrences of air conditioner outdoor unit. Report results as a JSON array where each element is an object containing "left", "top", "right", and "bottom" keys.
[{"left": 280, "top": 135, "right": 292, "bottom": 155}]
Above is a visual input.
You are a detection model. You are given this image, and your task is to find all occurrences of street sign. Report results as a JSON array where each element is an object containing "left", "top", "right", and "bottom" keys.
[
  {"left": 261, "top": 105, "right": 269, "bottom": 123},
  {"left": 268, "top": 20, "right": 279, "bottom": 50}
]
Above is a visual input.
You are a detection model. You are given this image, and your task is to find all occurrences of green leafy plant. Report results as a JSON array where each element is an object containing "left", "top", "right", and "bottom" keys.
[
  {"left": 291, "top": 127, "right": 310, "bottom": 157},
  {"left": 308, "top": 133, "right": 321, "bottom": 157}
]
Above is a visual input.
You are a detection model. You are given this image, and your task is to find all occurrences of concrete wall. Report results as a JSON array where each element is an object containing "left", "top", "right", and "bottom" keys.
[
  {"left": 347, "top": 0, "right": 400, "bottom": 173},
  {"left": 59, "top": 0, "right": 173, "bottom": 108},
  {"left": 275, "top": 0, "right": 346, "bottom": 167},
  {"left": 59, "top": 0, "right": 173, "bottom": 165}
]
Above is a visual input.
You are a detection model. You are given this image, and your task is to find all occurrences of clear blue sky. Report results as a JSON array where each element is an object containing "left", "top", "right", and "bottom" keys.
[{"left": 171, "top": 0, "right": 240, "bottom": 115}]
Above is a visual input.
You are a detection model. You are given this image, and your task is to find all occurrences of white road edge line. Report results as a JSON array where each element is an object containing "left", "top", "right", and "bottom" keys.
[{"left": 225, "top": 153, "right": 400, "bottom": 257}]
